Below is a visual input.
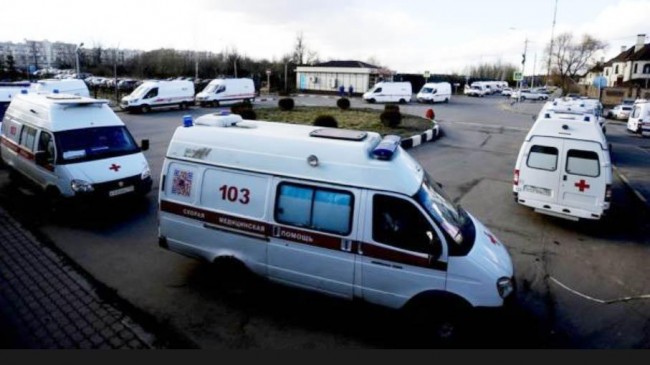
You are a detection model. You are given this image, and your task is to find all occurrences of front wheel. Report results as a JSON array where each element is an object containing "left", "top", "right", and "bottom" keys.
[
  {"left": 399, "top": 99, "right": 406, "bottom": 104},
  {"left": 141, "top": 104, "right": 151, "bottom": 114}
]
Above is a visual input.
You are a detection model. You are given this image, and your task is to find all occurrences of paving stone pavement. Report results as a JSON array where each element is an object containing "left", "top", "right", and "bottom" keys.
[{"left": 0, "top": 207, "right": 159, "bottom": 349}]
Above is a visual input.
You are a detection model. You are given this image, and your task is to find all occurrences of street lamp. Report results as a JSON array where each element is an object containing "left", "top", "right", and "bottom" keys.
[{"left": 75, "top": 42, "right": 84, "bottom": 78}]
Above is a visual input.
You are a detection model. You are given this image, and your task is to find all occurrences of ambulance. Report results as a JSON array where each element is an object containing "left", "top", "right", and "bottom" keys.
[
  {"left": 0, "top": 92, "right": 152, "bottom": 202},
  {"left": 157, "top": 112, "right": 515, "bottom": 338},
  {"left": 627, "top": 99, "right": 650, "bottom": 136},
  {"left": 513, "top": 109, "right": 612, "bottom": 221}
]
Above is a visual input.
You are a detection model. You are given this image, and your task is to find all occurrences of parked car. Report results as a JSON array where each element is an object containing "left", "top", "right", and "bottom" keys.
[
  {"left": 118, "top": 79, "right": 138, "bottom": 91},
  {"left": 511, "top": 89, "right": 548, "bottom": 101},
  {"left": 501, "top": 88, "right": 514, "bottom": 97},
  {"left": 607, "top": 104, "right": 633, "bottom": 120}
]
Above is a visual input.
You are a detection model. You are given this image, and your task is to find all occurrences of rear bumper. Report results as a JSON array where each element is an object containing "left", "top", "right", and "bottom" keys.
[{"left": 515, "top": 193, "right": 607, "bottom": 220}]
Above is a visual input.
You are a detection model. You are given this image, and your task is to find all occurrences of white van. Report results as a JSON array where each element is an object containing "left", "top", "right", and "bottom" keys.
[
  {"left": 513, "top": 110, "right": 612, "bottom": 221},
  {"left": 0, "top": 93, "right": 152, "bottom": 202},
  {"left": 32, "top": 79, "right": 90, "bottom": 97},
  {"left": 158, "top": 113, "right": 515, "bottom": 336},
  {"left": 537, "top": 98, "right": 606, "bottom": 133},
  {"left": 195, "top": 78, "right": 255, "bottom": 107},
  {"left": 1, "top": 87, "right": 30, "bottom": 131},
  {"left": 464, "top": 83, "right": 487, "bottom": 97},
  {"left": 120, "top": 80, "right": 195, "bottom": 113},
  {"left": 416, "top": 82, "right": 451, "bottom": 104},
  {"left": 627, "top": 99, "right": 650, "bottom": 137},
  {"left": 363, "top": 82, "right": 412, "bottom": 104}
]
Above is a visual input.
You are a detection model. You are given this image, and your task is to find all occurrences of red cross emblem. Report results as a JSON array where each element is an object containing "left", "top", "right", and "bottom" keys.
[
  {"left": 574, "top": 179, "right": 590, "bottom": 192},
  {"left": 109, "top": 163, "right": 121, "bottom": 172}
]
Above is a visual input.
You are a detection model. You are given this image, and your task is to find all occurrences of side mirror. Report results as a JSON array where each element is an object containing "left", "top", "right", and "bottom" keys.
[
  {"left": 531, "top": 115, "right": 536, "bottom": 121},
  {"left": 436, "top": 182, "right": 443, "bottom": 189},
  {"left": 141, "top": 139, "right": 150, "bottom": 151},
  {"left": 34, "top": 151, "right": 47, "bottom": 166}
]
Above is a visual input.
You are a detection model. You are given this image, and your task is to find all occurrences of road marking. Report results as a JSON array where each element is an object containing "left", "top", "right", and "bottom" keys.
[
  {"left": 550, "top": 276, "right": 650, "bottom": 304},
  {"left": 443, "top": 120, "right": 529, "bottom": 132},
  {"left": 612, "top": 165, "right": 648, "bottom": 205}
]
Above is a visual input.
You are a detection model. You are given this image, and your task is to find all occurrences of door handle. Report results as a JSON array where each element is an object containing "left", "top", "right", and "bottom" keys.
[
  {"left": 341, "top": 239, "right": 353, "bottom": 252},
  {"left": 563, "top": 175, "right": 567, "bottom": 181}
]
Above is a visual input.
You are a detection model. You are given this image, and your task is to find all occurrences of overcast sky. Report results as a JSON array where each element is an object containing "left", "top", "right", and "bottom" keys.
[{"left": 3, "top": 0, "right": 649, "bottom": 74}]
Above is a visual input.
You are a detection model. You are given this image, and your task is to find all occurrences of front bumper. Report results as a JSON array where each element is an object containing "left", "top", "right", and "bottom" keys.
[{"left": 74, "top": 175, "right": 152, "bottom": 201}]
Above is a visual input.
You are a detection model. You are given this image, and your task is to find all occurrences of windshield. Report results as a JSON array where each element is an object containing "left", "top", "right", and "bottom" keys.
[
  {"left": 203, "top": 83, "right": 219, "bottom": 93},
  {"left": 131, "top": 84, "right": 149, "bottom": 98},
  {"left": 421, "top": 87, "right": 434, "bottom": 94},
  {"left": 55, "top": 126, "right": 140, "bottom": 164},
  {"left": 415, "top": 172, "right": 475, "bottom": 254}
]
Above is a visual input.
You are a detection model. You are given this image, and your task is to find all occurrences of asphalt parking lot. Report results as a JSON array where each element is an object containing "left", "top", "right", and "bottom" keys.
[{"left": 1, "top": 94, "right": 649, "bottom": 348}]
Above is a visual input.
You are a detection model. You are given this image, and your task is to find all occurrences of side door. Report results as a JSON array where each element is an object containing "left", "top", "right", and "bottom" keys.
[
  {"left": 14, "top": 124, "right": 39, "bottom": 184},
  {"left": 31, "top": 130, "right": 57, "bottom": 188},
  {"left": 143, "top": 87, "right": 159, "bottom": 105},
  {"left": 267, "top": 179, "right": 359, "bottom": 299},
  {"left": 558, "top": 141, "right": 607, "bottom": 213},
  {"left": 518, "top": 137, "right": 563, "bottom": 204},
  {"left": 357, "top": 192, "right": 448, "bottom": 309}
]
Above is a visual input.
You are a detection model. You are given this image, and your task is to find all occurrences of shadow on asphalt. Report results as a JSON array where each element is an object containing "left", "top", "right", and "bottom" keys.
[{"left": 182, "top": 262, "right": 571, "bottom": 349}]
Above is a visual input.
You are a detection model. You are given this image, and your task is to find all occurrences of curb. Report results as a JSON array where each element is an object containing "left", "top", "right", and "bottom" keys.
[{"left": 400, "top": 122, "right": 441, "bottom": 150}]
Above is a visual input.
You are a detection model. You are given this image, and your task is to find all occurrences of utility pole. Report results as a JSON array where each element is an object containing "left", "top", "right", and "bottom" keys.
[
  {"left": 532, "top": 53, "right": 537, "bottom": 88},
  {"left": 518, "top": 38, "right": 528, "bottom": 103},
  {"left": 284, "top": 61, "right": 289, "bottom": 93},
  {"left": 546, "top": 0, "right": 558, "bottom": 86},
  {"left": 195, "top": 51, "right": 199, "bottom": 80},
  {"left": 113, "top": 45, "right": 119, "bottom": 104},
  {"left": 75, "top": 42, "right": 84, "bottom": 78},
  {"left": 234, "top": 58, "right": 238, "bottom": 78}
]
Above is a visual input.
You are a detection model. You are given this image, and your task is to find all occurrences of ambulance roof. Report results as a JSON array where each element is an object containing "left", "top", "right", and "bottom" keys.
[
  {"left": 166, "top": 114, "right": 425, "bottom": 196},
  {"left": 526, "top": 110, "right": 608, "bottom": 149},
  {"left": 6, "top": 93, "right": 123, "bottom": 132}
]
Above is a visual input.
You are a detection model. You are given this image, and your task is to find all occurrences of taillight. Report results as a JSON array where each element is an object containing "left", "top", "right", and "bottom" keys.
[
  {"left": 605, "top": 184, "right": 612, "bottom": 202},
  {"left": 513, "top": 169, "right": 520, "bottom": 186}
]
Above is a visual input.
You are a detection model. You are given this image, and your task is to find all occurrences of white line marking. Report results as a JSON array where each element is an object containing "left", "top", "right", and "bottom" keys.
[{"left": 550, "top": 276, "right": 650, "bottom": 304}]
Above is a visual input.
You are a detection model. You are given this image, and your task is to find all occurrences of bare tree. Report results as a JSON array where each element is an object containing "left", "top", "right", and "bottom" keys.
[
  {"left": 546, "top": 32, "right": 607, "bottom": 92},
  {"left": 292, "top": 32, "right": 319, "bottom": 65}
]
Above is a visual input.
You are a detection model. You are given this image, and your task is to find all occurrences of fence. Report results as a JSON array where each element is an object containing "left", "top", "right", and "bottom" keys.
[{"left": 578, "top": 85, "right": 650, "bottom": 106}]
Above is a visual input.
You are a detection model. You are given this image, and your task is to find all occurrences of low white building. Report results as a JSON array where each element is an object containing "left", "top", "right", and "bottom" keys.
[
  {"left": 295, "top": 60, "right": 393, "bottom": 95},
  {"left": 603, "top": 34, "right": 650, "bottom": 87}
]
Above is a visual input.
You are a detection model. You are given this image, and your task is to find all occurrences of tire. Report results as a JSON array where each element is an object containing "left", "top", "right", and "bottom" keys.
[
  {"left": 521, "top": 96, "right": 526, "bottom": 101},
  {"left": 211, "top": 257, "right": 255, "bottom": 296},
  {"left": 406, "top": 298, "right": 470, "bottom": 347},
  {"left": 213, "top": 100, "right": 220, "bottom": 107},
  {"left": 399, "top": 99, "right": 406, "bottom": 104},
  {"left": 369, "top": 98, "right": 376, "bottom": 104},
  {"left": 444, "top": 98, "right": 449, "bottom": 103},
  {"left": 141, "top": 104, "right": 151, "bottom": 114}
]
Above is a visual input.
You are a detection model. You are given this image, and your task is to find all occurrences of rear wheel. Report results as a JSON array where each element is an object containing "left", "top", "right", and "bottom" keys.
[
  {"left": 444, "top": 98, "right": 449, "bottom": 103},
  {"left": 399, "top": 99, "right": 406, "bottom": 104}
]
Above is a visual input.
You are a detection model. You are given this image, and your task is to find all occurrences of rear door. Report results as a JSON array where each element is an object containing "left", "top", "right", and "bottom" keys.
[
  {"left": 518, "top": 137, "right": 563, "bottom": 204},
  {"left": 558, "top": 141, "right": 606, "bottom": 213}
]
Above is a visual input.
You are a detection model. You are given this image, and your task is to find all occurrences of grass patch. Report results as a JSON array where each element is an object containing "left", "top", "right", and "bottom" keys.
[{"left": 255, "top": 107, "right": 433, "bottom": 138}]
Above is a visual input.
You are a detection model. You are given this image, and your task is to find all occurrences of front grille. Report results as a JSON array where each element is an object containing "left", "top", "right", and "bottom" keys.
[{"left": 92, "top": 175, "right": 141, "bottom": 196}]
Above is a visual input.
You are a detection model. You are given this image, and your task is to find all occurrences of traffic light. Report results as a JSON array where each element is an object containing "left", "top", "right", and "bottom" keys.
[{"left": 522, "top": 54, "right": 526, "bottom": 65}]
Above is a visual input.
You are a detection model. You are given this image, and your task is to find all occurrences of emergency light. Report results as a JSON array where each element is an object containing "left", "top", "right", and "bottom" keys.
[
  {"left": 372, "top": 135, "right": 401, "bottom": 160},
  {"left": 183, "top": 115, "right": 193, "bottom": 127}
]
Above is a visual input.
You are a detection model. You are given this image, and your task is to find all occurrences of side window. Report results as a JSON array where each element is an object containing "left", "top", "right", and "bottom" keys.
[
  {"left": 527, "top": 145, "right": 558, "bottom": 171},
  {"left": 37, "top": 131, "right": 55, "bottom": 164},
  {"left": 374, "top": 88, "right": 382, "bottom": 94},
  {"left": 372, "top": 194, "right": 440, "bottom": 255},
  {"left": 632, "top": 107, "right": 641, "bottom": 118},
  {"left": 145, "top": 88, "right": 158, "bottom": 99},
  {"left": 19, "top": 126, "right": 37, "bottom": 151},
  {"left": 216, "top": 85, "right": 225, "bottom": 93},
  {"left": 566, "top": 150, "right": 600, "bottom": 177},
  {"left": 275, "top": 183, "right": 353, "bottom": 236}
]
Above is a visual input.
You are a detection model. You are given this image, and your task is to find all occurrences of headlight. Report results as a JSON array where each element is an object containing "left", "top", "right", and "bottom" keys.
[
  {"left": 71, "top": 179, "right": 94, "bottom": 193},
  {"left": 129, "top": 99, "right": 139, "bottom": 104},
  {"left": 497, "top": 277, "right": 514, "bottom": 299},
  {"left": 141, "top": 167, "right": 151, "bottom": 180}
]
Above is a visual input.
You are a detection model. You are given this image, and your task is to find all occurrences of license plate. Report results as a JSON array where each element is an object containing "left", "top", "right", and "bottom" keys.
[
  {"left": 523, "top": 185, "right": 551, "bottom": 196},
  {"left": 109, "top": 185, "right": 135, "bottom": 197}
]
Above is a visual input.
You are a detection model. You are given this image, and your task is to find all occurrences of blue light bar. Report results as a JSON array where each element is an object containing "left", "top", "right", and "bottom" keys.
[{"left": 372, "top": 135, "right": 401, "bottom": 160}]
